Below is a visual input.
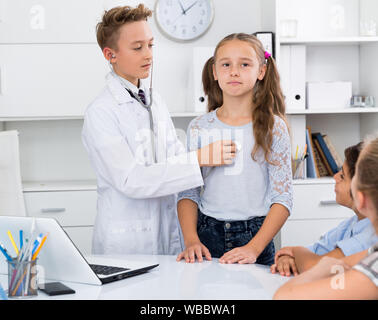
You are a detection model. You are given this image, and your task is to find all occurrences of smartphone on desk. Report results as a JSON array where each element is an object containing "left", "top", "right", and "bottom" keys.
[{"left": 38, "top": 282, "right": 75, "bottom": 296}]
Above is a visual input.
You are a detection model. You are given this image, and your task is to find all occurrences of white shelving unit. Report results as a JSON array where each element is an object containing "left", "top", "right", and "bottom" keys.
[
  {"left": 262, "top": 0, "right": 378, "bottom": 247},
  {"left": 280, "top": 36, "right": 378, "bottom": 45}
]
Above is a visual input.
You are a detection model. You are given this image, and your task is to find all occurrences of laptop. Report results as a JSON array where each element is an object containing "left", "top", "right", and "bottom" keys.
[{"left": 0, "top": 216, "right": 159, "bottom": 285}]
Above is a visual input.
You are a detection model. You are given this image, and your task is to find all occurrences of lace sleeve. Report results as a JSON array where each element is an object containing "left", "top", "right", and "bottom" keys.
[
  {"left": 267, "top": 117, "right": 293, "bottom": 214},
  {"left": 177, "top": 119, "right": 202, "bottom": 205}
]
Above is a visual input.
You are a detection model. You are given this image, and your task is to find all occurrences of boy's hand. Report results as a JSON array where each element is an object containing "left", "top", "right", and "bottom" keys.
[
  {"left": 197, "top": 140, "right": 236, "bottom": 167},
  {"left": 270, "top": 255, "right": 299, "bottom": 277},
  {"left": 176, "top": 241, "right": 212, "bottom": 263},
  {"left": 219, "top": 245, "right": 258, "bottom": 264}
]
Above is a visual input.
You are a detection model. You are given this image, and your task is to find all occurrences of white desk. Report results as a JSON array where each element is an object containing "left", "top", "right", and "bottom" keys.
[{"left": 0, "top": 255, "right": 289, "bottom": 300}]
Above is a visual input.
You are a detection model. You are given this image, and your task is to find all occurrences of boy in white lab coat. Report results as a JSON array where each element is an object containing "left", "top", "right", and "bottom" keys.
[{"left": 82, "top": 4, "right": 235, "bottom": 255}]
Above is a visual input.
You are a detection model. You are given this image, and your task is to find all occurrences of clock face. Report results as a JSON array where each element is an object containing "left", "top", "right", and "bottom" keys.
[{"left": 155, "top": 0, "right": 214, "bottom": 42}]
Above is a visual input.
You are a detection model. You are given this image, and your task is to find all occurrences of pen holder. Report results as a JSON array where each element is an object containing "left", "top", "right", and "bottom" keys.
[
  {"left": 7, "top": 258, "right": 38, "bottom": 298},
  {"left": 292, "top": 158, "right": 306, "bottom": 179}
]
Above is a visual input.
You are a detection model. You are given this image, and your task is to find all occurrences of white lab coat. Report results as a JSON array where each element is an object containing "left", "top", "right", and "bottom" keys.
[{"left": 82, "top": 72, "right": 203, "bottom": 255}]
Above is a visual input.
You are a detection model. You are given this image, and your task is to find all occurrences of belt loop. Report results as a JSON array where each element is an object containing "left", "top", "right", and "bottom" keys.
[{"left": 244, "top": 220, "right": 248, "bottom": 231}]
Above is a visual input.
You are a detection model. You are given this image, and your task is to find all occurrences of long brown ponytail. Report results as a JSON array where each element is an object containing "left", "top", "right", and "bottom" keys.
[
  {"left": 356, "top": 135, "right": 378, "bottom": 216},
  {"left": 202, "top": 33, "right": 288, "bottom": 163}
]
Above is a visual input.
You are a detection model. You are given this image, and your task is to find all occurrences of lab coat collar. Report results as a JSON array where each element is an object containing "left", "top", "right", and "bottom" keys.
[{"left": 106, "top": 72, "right": 148, "bottom": 105}]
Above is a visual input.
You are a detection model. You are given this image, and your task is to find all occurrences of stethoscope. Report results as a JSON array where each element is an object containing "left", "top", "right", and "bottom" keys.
[{"left": 108, "top": 56, "right": 156, "bottom": 163}]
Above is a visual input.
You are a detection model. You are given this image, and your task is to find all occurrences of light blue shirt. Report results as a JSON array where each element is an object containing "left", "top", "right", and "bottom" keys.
[
  {"left": 307, "top": 215, "right": 378, "bottom": 256},
  {"left": 177, "top": 110, "right": 293, "bottom": 221}
]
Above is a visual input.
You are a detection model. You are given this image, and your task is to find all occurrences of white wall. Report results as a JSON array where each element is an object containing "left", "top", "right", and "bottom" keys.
[
  {"left": 2, "top": 0, "right": 264, "bottom": 182},
  {"left": 149, "top": 0, "right": 262, "bottom": 112}
]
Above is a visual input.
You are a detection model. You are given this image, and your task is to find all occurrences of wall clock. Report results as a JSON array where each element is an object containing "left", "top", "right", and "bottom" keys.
[{"left": 155, "top": 0, "right": 214, "bottom": 42}]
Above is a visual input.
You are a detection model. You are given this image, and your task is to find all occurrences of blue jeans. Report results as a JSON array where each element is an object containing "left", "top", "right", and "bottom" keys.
[{"left": 197, "top": 210, "right": 275, "bottom": 266}]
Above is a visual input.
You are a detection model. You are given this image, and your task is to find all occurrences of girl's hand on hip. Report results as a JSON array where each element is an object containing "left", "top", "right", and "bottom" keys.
[
  {"left": 219, "top": 245, "right": 258, "bottom": 264},
  {"left": 176, "top": 241, "right": 212, "bottom": 263}
]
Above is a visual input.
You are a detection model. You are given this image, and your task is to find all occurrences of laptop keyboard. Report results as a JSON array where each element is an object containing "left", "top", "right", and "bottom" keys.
[{"left": 90, "top": 264, "right": 130, "bottom": 275}]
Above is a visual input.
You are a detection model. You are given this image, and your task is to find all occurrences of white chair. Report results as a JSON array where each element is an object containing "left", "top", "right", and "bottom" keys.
[{"left": 0, "top": 130, "right": 26, "bottom": 216}]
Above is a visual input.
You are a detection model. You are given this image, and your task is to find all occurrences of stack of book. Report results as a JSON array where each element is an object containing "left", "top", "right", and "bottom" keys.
[{"left": 305, "top": 127, "right": 343, "bottom": 178}]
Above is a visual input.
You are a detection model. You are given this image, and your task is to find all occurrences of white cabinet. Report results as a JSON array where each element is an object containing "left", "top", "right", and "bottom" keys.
[
  {"left": 23, "top": 190, "right": 97, "bottom": 227},
  {"left": 282, "top": 180, "right": 354, "bottom": 247},
  {"left": 23, "top": 185, "right": 97, "bottom": 254},
  {"left": 0, "top": 44, "right": 108, "bottom": 117},
  {"left": 290, "top": 182, "right": 353, "bottom": 221},
  {"left": 281, "top": 219, "right": 347, "bottom": 247},
  {"left": 262, "top": 0, "right": 378, "bottom": 248}
]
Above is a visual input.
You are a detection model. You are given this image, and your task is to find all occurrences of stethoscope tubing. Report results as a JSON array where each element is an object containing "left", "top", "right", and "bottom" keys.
[{"left": 109, "top": 60, "right": 156, "bottom": 163}]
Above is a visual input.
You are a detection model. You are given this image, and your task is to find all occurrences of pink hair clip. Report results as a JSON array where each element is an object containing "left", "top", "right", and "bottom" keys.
[{"left": 264, "top": 51, "right": 272, "bottom": 60}]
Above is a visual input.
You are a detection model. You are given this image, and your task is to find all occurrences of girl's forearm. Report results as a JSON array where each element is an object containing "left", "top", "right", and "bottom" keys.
[
  {"left": 248, "top": 203, "right": 289, "bottom": 255},
  {"left": 177, "top": 199, "right": 200, "bottom": 245}
]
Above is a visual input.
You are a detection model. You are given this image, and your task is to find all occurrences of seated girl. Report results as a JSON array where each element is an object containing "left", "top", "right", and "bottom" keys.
[{"left": 271, "top": 142, "right": 378, "bottom": 276}]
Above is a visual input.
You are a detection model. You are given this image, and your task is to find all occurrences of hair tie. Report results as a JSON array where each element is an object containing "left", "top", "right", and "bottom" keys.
[{"left": 264, "top": 51, "right": 271, "bottom": 60}]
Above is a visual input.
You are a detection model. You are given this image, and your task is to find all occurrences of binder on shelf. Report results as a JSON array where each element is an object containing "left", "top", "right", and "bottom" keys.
[
  {"left": 312, "top": 132, "right": 339, "bottom": 174},
  {"left": 305, "top": 127, "right": 318, "bottom": 178},
  {"left": 322, "top": 135, "right": 343, "bottom": 170},
  {"left": 280, "top": 45, "right": 306, "bottom": 110},
  {"left": 192, "top": 47, "right": 215, "bottom": 113},
  {"left": 312, "top": 138, "right": 332, "bottom": 176}
]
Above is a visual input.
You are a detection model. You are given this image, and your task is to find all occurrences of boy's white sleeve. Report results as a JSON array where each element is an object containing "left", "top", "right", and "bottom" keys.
[
  {"left": 82, "top": 104, "right": 203, "bottom": 199},
  {"left": 177, "top": 119, "right": 202, "bottom": 206}
]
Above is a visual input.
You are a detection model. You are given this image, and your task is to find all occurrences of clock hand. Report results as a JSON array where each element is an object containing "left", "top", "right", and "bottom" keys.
[
  {"left": 183, "top": 1, "right": 198, "bottom": 14},
  {"left": 178, "top": 0, "right": 186, "bottom": 15}
]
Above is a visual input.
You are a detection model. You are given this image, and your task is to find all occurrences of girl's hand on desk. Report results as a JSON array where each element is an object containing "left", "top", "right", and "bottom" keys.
[
  {"left": 270, "top": 255, "right": 299, "bottom": 277},
  {"left": 219, "top": 245, "right": 258, "bottom": 264},
  {"left": 176, "top": 242, "right": 212, "bottom": 263}
]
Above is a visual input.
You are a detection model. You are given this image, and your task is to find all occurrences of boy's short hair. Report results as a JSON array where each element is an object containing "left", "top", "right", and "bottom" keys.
[{"left": 96, "top": 4, "right": 152, "bottom": 51}]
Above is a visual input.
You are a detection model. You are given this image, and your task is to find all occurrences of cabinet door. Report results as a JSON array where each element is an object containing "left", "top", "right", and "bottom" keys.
[
  {"left": 0, "top": 0, "right": 104, "bottom": 43},
  {"left": 281, "top": 219, "right": 346, "bottom": 247},
  {"left": 290, "top": 183, "right": 354, "bottom": 220},
  {"left": 0, "top": 44, "right": 107, "bottom": 117},
  {"left": 24, "top": 190, "right": 97, "bottom": 227},
  {"left": 64, "top": 226, "right": 93, "bottom": 255}
]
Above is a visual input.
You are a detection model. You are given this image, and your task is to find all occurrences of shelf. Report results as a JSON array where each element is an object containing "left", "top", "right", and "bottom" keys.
[
  {"left": 0, "top": 116, "right": 84, "bottom": 122},
  {"left": 293, "top": 177, "right": 335, "bottom": 185},
  {"left": 280, "top": 36, "right": 378, "bottom": 46},
  {"left": 170, "top": 112, "right": 204, "bottom": 118},
  {"left": 1, "top": 107, "right": 377, "bottom": 121},
  {"left": 0, "top": 113, "right": 205, "bottom": 122},
  {"left": 287, "top": 107, "right": 378, "bottom": 115},
  {"left": 23, "top": 180, "right": 97, "bottom": 192},
  {"left": 22, "top": 177, "right": 335, "bottom": 192}
]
